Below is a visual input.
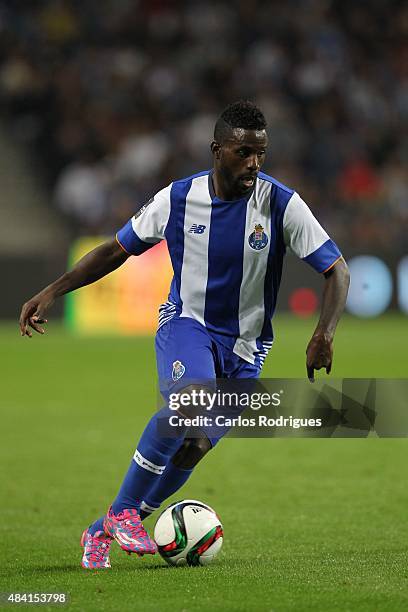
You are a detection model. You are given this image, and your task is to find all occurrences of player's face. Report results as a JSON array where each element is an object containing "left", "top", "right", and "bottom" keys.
[{"left": 214, "top": 128, "right": 268, "bottom": 198}]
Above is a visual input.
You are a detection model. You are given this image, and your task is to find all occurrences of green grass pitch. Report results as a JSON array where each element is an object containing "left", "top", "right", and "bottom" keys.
[{"left": 1, "top": 314, "right": 407, "bottom": 611}]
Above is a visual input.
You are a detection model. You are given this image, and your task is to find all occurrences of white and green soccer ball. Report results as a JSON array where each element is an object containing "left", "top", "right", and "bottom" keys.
[{"left": 154, "top": 499, "right": 223, "bottom": 566}]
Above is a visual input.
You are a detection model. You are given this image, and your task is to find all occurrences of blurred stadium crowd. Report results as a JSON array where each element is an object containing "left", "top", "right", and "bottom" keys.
[{"left": 1, "top": 0, "right": 407, "bottom": 253}]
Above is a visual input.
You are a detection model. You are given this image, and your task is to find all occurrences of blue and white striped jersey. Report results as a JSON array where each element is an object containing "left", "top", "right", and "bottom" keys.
[{"left": 116, "top": 170, "right": 341, "bottom": 366}]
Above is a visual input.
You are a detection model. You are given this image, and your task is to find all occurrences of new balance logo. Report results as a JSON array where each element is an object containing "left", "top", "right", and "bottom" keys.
[{"left": 188, "top": 224, "right": 206, "bottom": 234}]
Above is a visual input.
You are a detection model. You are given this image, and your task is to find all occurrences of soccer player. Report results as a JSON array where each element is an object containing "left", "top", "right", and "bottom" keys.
[{"left": 19, "top": 101, "right": 350, "bottom": 569}]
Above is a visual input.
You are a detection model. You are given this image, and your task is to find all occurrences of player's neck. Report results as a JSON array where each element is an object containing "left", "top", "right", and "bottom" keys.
[{"left": 211, "top": 171, "right": 240, "bottom": 201}]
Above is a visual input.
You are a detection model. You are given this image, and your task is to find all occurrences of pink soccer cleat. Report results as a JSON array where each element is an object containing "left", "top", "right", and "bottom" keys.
[
  {"left": 103, "top": 507, "right": 157, "bottom": 555},
  {"left": 80, "top": 529, "right": 112, "bottom": 569}
]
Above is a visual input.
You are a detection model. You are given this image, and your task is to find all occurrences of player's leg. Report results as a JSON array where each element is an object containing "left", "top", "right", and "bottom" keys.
[
  {"left": 139, "top": 342, "right": 263, "bottom": 520},
  {"left": 83, "top": 405, "right": 186, "bottom": 562},
  {"left": 82, "top": 336, "right": 258, "bottom": 565},
  {"left": 139, "top": 388, "right": 213, "bottom": 519},
  {"left": 139, "top": 440, "right": 211, "bottom": 519},
  {"left": 99, "top": 405, "right": 185, "bottom": 554},
  {"left": 101, "top": 317, "right": 218, "bottom": 554}
]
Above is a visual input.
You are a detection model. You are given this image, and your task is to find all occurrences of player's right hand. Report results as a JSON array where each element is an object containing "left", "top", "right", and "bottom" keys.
[{"left": 19, "top": 292, "right": 54, "bottom": 337}]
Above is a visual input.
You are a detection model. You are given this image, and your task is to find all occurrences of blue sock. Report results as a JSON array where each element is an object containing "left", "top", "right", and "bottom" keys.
[
  {"left": 139, "top": 461, "right": 194, "bottom": 519},
  {"left": 111, "top": 407, "right": 185, "bottom": 515},
  {"left": 88, "top": 517, "right": 105, "bottom": 536}
]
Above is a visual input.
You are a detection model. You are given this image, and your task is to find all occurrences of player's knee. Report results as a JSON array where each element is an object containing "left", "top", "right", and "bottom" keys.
[
  {"left": 175, "top": 384, "right": 214, "bottom": 419},
  {"left": 171, "top": 436, "right": 212, "bottom": 469}
]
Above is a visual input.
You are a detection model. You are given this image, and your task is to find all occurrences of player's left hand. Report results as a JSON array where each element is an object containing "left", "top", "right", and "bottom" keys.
[{"left": 306, "top": 332, "right": 333, "bottom": 383}]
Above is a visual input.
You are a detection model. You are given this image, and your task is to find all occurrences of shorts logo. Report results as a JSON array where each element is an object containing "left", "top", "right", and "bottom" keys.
[
  {"left": 248, "top": 223, "right": 269, "bottom": 251},
  {"left": 172, "top": 360, "right": 185, "bottom": 381}
]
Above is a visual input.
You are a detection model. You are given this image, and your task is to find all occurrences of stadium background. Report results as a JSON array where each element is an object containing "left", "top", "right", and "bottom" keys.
[
  {"left": 1, "top": 1, "right": 407, "bottom": 611},
  {"left": 0, "top": 0, "right": 407, "bottom": 324}
]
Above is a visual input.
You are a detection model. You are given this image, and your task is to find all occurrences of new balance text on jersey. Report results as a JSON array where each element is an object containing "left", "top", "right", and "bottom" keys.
[{"left": 188, "top": 224, "right": 206, "bottom": 234}]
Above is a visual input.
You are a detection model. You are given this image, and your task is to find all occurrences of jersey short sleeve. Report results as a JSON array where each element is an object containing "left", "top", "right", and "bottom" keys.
[
  {"left": 116, "top": 184, "right": 172, "bottom": 255},
  {"left": 283, "top": 192, "right": 342, "bottom": 273}
]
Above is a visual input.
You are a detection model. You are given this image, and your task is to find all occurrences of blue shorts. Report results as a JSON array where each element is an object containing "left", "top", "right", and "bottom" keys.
[{"left": 155, "top": 316, "right": 261, "bottom": 445}]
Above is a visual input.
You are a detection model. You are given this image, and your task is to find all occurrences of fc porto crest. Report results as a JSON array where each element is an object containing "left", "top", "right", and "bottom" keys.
[
  {"left": 172, "top": 360, "right": 185, "bottom": 382},
  {"left": 248, "top": 223, "right": 269, "bottom": 251}
]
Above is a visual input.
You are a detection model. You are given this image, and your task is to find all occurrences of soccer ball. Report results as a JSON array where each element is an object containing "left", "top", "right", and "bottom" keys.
[{"left": 154, "top": 499, "right": 223, "bottom": 566}]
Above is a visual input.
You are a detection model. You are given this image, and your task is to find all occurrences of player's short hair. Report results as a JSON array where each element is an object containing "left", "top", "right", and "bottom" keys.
[{"left": 214, "top": 100, "right": 267, "bottom": 143}]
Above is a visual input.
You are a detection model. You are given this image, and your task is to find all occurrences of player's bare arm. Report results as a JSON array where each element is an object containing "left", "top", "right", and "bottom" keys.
[
  {"left": 306, "top": 257, "right": 350, "bottom": 382},
  {"left": 19, "top": 238, "right": 129, "bottom": 337}
]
